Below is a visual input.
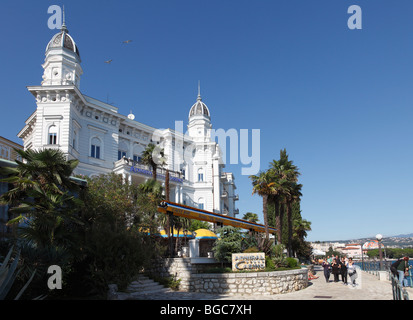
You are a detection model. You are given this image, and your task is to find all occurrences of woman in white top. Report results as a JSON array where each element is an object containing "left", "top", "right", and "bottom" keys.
[{"left": 347, "top": 258, "right": 357, "bottom": 287}]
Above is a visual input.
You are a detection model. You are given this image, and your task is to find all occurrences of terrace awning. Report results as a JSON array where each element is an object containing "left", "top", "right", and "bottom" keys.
[
  {"left": 194, "top": 228, "right": 218, "bottom": 240},
  {"left": 158, "top": 201, "right": 277, "bottom": 234}
]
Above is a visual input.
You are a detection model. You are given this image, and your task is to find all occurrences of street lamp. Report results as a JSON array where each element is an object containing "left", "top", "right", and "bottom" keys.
[{"left": 376, "top": 234, "right": 383, "bottom": 271}]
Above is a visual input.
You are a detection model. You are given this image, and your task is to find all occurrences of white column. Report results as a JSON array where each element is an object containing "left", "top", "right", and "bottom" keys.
[{"left": 212, "top": 158, "right": 221, "bottom": 213}]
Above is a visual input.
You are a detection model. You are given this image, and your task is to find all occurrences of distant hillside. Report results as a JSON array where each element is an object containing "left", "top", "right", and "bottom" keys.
[{"left": 392, "top": 233, "right": 413, "bottom": 238}]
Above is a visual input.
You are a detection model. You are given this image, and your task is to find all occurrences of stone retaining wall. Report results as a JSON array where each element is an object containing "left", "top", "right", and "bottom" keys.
[{"left": 146, "top": 258, "right": 308, "bottom": 295}]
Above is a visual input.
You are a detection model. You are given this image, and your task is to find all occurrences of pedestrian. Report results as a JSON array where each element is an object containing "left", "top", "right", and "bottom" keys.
[
  {"left": 340, "top": 256, "right": 348, "bottom": 285},
  {"left": 396, "top": 257, "right": 410, "bottom": 287},
  {"left": 322, "top": 258, "right": 331, "bottom": 283},
  {"left": 327, "top": 255, "right": 333, "bottom": 264},
  {"left": 331, "top": 258, "right": 340, "bottom": 282},
  {"left": 347, "top": 257, "right": 357, "bottom": 287}
]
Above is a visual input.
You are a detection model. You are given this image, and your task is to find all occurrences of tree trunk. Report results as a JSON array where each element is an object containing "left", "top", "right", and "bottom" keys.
[
  {"left": 165, "top": 169, "right": 170, "bottom": 202},
  {"left": 274, "top": 196, "right": 282, "bottom": 244},
  {"left": 152, "top": 162, "right": 157, "bottom": 181},
  {"left": 278, "top": 201, "right": 285, "bottom": 246},
  {"left": 287, "top": 199, "right": 292, "bottom": 257},
  {"left": 262, "top": 194, "right": 269, "bottom": 240}
]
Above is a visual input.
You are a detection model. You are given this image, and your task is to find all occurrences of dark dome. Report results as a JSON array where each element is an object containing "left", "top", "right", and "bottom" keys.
[
  {"left": 46, "top": 27, "right": 80, "bottom": 59},
  {"left": 189, "top": 96, "right": 210, "bottom": 118}
]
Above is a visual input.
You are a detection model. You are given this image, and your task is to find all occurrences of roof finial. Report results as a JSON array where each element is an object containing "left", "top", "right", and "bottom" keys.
[
  {"left": 61, "top": 5, "right": 69, "bottom": 33},
  {"left": 197, "top": 80, "right": 202, "bottom": 101}
]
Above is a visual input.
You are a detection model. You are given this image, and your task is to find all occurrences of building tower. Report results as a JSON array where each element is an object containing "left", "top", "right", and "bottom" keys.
[
  {"left": 187, "top": 83, "right": 212, "bottom": 140},
  {"left": 19, "top": 19, "right": 83, "bottom": 158},
  {"left": 41, "top": 17, "right": 83, "bottom": 87}
]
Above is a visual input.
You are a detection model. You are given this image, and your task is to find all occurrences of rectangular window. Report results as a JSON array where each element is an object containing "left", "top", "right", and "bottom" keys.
[
  {"left": 49, "top": 133, "right": 57, "bottom": 145},
  {"left": 133, "top": 155, "right": 142, "bottom": 163},
  {"left": 118, "top": 150, "right": 127, "bottom": 160},
  {"left": 198, "top": 173, "right": 204, "bottom": 182},
  {"left": 199, "top": 203, "right": 204, "bottom": 210},
  {"left": 91, "top": 145, "right": 101, "bottom": 159}
]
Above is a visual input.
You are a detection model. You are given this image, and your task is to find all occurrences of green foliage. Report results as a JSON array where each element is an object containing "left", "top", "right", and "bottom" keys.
[
  {"left": 285, "top": 257, "right": 298, "bottom": 268},
  {"left": 0, "top": 150, "right": 168, "bottom": 298},
  {"left": 271, "top": 244, "right": 287, "bottom": 268},
  {"left": 242, "top": 212, "right": 259, "bottom": 223},
  {"left": 212, "top": 226, "right": 244, "bottom": 264},
  {"left": 0, "top": 246, "right": 37, "bottom": 300},
  {"left": 152, "top": 274, "right": 181, "bottom": 291},
  {"left": 188, "top": 219, "right": 211, "bottom": 232},
  {"left": 203, "top": 267, "right": 233, "bottom": 273},
  {"left": 366, "top": 248, "right": 413, "bottom": 259},
  {"left": 265, "top": 256, "right": 276, "bottom": 270},
  {"left": 84, "top": 227, "right": 155, "bottom": 292}
]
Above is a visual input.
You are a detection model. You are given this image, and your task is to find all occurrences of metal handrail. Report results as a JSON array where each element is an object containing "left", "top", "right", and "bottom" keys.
[{"left": 390, "top": 271, "right": 410, "bottom": 300}]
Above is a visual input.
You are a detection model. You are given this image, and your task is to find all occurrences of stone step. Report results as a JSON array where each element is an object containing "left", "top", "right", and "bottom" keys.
[{"left": 125, "top": 275, "right": 169, "bottom": 294}]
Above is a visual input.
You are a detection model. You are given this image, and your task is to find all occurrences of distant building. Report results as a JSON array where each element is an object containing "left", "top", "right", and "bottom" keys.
[
  {"left": 0, "top": 136, "right": 23, "bottom": 161},
  {"left": 310, "top": 242, "right": 346, "bottom": 253},
  {"left": 0, "top": 137, "right": 23, "bottom": 237},
  {"left": 339, "top": 243, "right": 363, "bottom": 259},
  {"left": 362, "top": 240, "right": 379, "bottom": 250}
]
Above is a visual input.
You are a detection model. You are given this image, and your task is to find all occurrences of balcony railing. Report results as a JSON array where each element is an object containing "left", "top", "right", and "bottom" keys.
[{"left": 115, "top": 158, "right": 185, "bottom": 182}]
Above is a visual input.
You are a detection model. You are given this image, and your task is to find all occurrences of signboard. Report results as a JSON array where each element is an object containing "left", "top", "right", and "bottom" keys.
[
  {"left": 232, "top": 253, "right": 266, "bottom": 271},
  {"left": 158, "top": 201, "right": 277, "bottom": 234}
]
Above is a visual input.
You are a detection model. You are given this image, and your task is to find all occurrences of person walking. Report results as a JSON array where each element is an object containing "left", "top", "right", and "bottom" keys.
[
  {"left": 347, "top": 257, "right": 357, "bottom": 287},
  {"left": 322, "top": 258, "right": 331, "bottom": 283},
  {"left": 331, "top": 258, "right": 340, "bottom": 282},
  {"left": 340, "top": 256, "right": 348, "bottom": 285}
]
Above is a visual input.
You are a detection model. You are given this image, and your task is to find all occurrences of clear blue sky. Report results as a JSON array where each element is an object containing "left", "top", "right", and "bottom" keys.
[{"left": 1, "top": 0, "right": 413, "bottom": 241}]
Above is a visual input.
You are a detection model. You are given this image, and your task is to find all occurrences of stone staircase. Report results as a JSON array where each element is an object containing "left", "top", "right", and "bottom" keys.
[
  {"left": 126, "top": 275, "right": 170, "bottom": 295},
  {"left": 108, "top": 275, "right": 171, "bottom": 300}
]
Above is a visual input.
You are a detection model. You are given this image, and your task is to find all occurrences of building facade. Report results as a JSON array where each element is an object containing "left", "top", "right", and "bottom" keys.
[
  {"left": 17, "top": 23, "right": 239, "bottom": 217},
  {"left": 0, "top": 137, "right": 24, "bottom": 237},
  {"left": 0, "top": 136, "right": 23, "bottom": 162}
]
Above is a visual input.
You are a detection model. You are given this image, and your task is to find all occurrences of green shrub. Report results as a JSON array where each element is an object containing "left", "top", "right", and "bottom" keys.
[
  {"left": 286, "top": 257, "right": 298, "bottom": 268},
  {"left": 154, "top": 275, "right": 181, "bottom": 291},
  {"left": 265, "top": 256, "right": 275, "bottom": 271}
]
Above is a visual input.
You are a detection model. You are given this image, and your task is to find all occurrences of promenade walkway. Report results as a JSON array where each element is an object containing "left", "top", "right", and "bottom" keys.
[{"left": 128, "top": 266, "right": 413, "bottom": 300}]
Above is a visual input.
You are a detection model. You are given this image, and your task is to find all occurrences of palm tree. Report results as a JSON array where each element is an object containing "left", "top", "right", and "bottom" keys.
[
  {"left": 250, "top": 171, "right": 275, "bottom": 240},
  {"left": 293, "top": 217, "right": 312, "bottom": 240},
  {"left": 1, "top": 149, "right": 80, "bottom": 206},
  {"left": 0, "top": 148, "right": 82, "bottom": 247},
  {"left": 242, "top": 212, "right": 259, "bottom": 224},
  {"left": 269, "top": 149, "right": 301, "bottom": 256},
  {"left": 141, "top": 143, "right": 166, "bottom": 181},
  {"left": 284, "top": 182, "right": 302, "bottom": 257}
]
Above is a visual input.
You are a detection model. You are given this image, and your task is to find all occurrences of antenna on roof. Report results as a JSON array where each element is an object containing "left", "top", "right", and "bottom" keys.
[
  {"left": 61, "top": 5, "right": 69, "bottom": 33},
  {"left": 197, "top": 80, "right": 202, "bottom": 101}
]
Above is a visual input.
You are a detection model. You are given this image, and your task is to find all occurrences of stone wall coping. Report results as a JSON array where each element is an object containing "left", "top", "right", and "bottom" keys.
[{"left": 190, "top": 268, "right": 307, "bottom": 279}]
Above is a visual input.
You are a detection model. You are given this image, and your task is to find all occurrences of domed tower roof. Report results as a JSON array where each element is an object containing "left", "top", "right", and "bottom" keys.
[
  {"left": 46, "top": 22, "right": 80, "bottom": 60},
  {"left": 188, "top": 83, "right": 210, "bottom": 119}
]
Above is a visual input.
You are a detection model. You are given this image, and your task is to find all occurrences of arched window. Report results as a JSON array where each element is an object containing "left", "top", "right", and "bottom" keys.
[
  {"left": 72, "top": 130, "right": 77, "bottom": 150},
  {"left": 198, "top": 197, "right": 205, "bottom": 210},
  {"left": 91, "top": 137, "right": 101, "bottom": 159},
  {"left": 48, "top": 125, "right": 58, "bottom": 145}
]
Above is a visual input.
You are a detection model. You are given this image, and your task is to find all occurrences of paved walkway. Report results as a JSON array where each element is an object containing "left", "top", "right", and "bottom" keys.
[{"left": 128, "top": 266, "right": 413, "bottom": 300}]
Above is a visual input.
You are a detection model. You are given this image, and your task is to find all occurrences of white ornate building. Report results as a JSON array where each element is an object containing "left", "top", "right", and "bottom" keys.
[{"left": 17, "top": 22, "right": 239, "bottom": 217}]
